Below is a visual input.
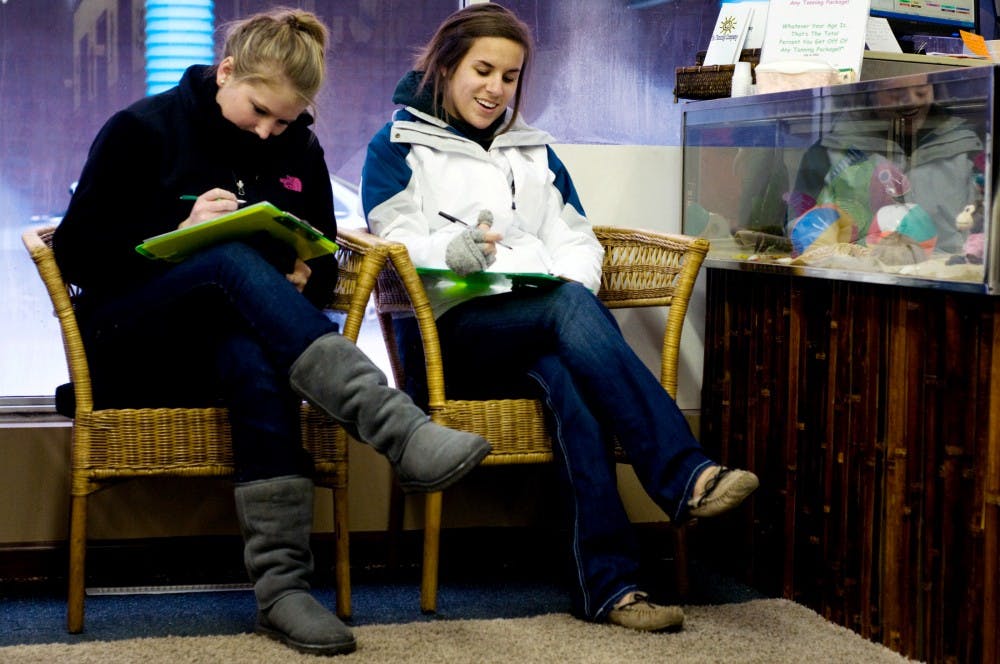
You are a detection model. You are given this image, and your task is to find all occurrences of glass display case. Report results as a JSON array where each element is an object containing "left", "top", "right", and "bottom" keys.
[{"left": 681, "top": 65, "right": 997, "bottom": 293}]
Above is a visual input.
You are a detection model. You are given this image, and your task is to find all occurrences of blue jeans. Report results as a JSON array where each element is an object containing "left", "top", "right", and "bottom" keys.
[
  {"left": 77, "top": 242, "right": 339, "bottom": 482},
  {"left": 427, "top": 282, "right": 713, "bottom": 620}
]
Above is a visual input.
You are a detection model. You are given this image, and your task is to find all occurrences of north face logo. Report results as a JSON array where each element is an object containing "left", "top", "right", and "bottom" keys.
[{"left": 280, "top": 175, "right": 303, "bottom": 192}]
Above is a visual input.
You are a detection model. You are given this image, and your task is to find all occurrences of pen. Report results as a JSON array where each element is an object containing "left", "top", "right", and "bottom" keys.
[
  {"left": 179, "top": 194, "right": 247, "bottom": 204},
  {"left": 438, "top": 211, "right": 511, "bottom": 249}
]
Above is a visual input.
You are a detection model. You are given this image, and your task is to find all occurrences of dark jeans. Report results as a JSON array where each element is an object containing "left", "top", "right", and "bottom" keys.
[
  {"left": 78, "top": 242, "right": 339, "bottom": 482},
  {"left": 401, "top": 281, "right": 713, "bottom": 620}
]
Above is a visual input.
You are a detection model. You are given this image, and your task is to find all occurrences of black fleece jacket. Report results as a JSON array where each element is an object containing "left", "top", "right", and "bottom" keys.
[{"left": 53, "top": 65, "right": 338, "bottom": 309}]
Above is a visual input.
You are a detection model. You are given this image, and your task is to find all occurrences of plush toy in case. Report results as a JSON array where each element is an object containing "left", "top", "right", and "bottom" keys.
[{"left": 952, "top": 151, "right": 986, "bottom": 264}]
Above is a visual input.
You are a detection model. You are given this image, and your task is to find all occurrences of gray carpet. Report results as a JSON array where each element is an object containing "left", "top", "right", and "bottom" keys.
[{"left": 0, "top": 599, "right": 919, "bottom": 663}]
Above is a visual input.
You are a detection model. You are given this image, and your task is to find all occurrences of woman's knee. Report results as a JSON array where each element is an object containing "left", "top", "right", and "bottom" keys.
[
  {"left": 549, "top": 282, "right": 619, "bottom": 330},
  {"left": 551, "top": 281, "right": 593, "bottom": 305}
]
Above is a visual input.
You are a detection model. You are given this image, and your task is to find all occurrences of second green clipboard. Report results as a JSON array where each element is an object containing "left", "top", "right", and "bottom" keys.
[{"left": 415, "top": 266, "right": 563, "bottom": 289}]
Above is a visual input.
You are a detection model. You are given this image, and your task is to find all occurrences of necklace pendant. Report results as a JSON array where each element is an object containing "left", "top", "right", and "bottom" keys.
[{"left": 236, "top": 179, "right": 245, "bottom": 196}]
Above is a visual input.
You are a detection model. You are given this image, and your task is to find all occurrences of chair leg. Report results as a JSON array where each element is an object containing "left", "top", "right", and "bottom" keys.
[
  {"left": 419, "top": 491, "right": 443, "bottom": 614},
  {"left": 333, "top": 485, "right": 352, "bottom": 620},
  {"left": 673, "top": 522, "right": 690, "bottom": 600},
  {"left": 386, "top": 479, "right": 406, "bottom": 571},
  {"left": 67, "top": 494, "right": 87, "bottom": 634}
]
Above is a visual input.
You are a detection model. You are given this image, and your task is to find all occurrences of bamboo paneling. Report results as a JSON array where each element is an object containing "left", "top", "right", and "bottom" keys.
[{"left": 698, "top": 268, "right": 997, "bottom": 664}]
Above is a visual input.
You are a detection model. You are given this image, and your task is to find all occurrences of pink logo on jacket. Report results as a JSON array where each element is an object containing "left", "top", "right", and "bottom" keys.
[{"left": 280, "top": 175, "right": 303, "bottom": 192}]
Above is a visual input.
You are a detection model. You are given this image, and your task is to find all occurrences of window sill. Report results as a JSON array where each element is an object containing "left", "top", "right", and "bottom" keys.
[{"left": 0, "top": 396, "right": 70, "bottom": 427}]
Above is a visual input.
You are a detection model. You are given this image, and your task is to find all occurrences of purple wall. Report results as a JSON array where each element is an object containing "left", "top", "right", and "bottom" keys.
[{"left": 0, "top": 0, "right": 715, "bottom": 225}]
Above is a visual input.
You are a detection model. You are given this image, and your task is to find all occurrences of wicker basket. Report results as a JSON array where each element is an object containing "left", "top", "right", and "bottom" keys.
[{"left": 674, "top": 49, "right": 760, "bottom": 102}]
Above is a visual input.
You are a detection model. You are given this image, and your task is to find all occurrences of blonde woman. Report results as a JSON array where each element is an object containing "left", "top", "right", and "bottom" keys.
[{"left": 55, "top": 8, "right": 489, "bottom": 656}]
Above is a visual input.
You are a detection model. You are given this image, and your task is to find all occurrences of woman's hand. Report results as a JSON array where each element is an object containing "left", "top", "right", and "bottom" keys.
[
  {"left": 474, "top": 209, "right": 503, "bottom": 254},
  {"left": 445, "top": 226, "right": 500, "bottom": 275},
  {"left": 178, "top": 188, "right": 242, "bottom": 229},
  {"left": 443, "top": 209, "right": 505, "bottom": 276},
  {"left": 475, "top": 220, "right": 504, "bottom": 254},
  {"left": 286, "top": 258, "right": 312, "bottom": 293}
]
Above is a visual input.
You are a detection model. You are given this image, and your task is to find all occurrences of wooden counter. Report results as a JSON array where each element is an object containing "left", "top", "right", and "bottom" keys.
[{"left": 696, "top": 267, "right": 999, "bottom": 664}]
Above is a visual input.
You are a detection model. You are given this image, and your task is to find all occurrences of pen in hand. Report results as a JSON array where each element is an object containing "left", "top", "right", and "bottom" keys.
[
  {"left": 438, "top": 210, "right": 511, "bottom": 249},
  {"left": 180, "top": 194, "right": 247, "bottom": 205}
]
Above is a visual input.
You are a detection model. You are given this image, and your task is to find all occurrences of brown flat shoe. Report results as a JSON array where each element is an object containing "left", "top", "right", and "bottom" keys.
[
  {"left": 687, "top": 466, "right": 759, "bottom": 518},
  {"left": 606, "top": 592, "right": 684, "bottom": 632}
]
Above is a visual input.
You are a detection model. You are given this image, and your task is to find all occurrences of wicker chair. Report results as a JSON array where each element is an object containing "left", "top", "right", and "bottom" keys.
[
  {"left": 22, "top": 225, "right": 393, "bottom": 634},
  {"left": 373, "top": 226, "right": 710, "bottom": 612}
]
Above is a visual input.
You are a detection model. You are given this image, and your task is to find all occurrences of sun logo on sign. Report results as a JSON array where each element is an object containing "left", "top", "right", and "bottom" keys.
[{"left": 720, "top": 16, "right": 737, "bottom": 34}]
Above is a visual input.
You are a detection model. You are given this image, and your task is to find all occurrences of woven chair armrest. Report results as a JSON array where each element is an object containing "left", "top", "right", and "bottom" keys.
[
  {"left": 335, "top": 226, "right": 396, "bottom": 255},
  {"left": 371, "top": 244, "right": 449, "bottom": 410},
  {"left": 330, "top": 227, "right": 399, "bottom": 342},
  {"left": 593, "top": 225, "right": 709, "bottom": 308},
  {"left": 592, "top": 226, "right": 709, "bottom": 398}
]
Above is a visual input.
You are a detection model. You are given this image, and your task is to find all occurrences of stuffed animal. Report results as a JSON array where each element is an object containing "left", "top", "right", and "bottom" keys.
[
  {"left": 948, "top": 151, "right": 986, "bottom": 264},
  {"left": 963, "top": 232, "right": 985, "bottom": 264},
  {"left": 952, "top": 201, "right": 984, "bottom": 263},
  {"left": 960, "top": 152, "right": 986, "bottom": 263},
  {"left": 955, "top": 203, "right": 977, "bottom": 232}
]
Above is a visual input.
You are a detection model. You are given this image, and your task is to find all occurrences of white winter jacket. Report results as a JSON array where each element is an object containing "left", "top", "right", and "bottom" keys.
[{"left": 362, "top": 106, "right": 604, "bottom": 318}]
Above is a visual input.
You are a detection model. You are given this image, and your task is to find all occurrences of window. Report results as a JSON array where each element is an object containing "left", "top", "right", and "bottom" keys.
[{"left": 0, "top": 0, "right": 462, "bottom": 400}]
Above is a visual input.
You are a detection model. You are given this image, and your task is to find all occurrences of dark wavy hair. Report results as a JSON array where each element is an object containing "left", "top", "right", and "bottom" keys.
[{"left": 413, "top": 3, "right": 533, "bottom": 134}]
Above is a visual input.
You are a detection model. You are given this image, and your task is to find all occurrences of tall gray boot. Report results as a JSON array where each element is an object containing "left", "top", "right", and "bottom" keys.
[
  {"left": 234, "top": 476, "right": 356, "bottom": 656},
  {"left": 289, "top": 332, "right": 490, "bottom": 492}
]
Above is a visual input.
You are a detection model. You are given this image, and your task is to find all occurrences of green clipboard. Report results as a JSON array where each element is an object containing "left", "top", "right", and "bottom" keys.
[
  {"left": 136, "top": 201, "right": 338, "bottom": 263},
  {"left": 415, "top": 267, "right": 563, "bottom": 289}
]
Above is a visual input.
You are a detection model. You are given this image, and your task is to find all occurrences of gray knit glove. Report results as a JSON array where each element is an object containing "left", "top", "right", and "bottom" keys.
[{"left": 445, "top": 227, "right": 496, "bottom": 276}]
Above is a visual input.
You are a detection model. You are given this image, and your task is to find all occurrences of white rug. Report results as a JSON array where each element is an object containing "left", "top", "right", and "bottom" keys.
[{"left": 0, "top": 599, "right": 921, "bottom": 663}]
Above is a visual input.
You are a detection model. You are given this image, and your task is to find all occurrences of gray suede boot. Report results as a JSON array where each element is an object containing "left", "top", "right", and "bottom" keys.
[
  {"left": 234, "top": 476, "right": 356, "bottom": 656},
  {"left": 289, "top": 332, "right": 490, "bottom": 492}
]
